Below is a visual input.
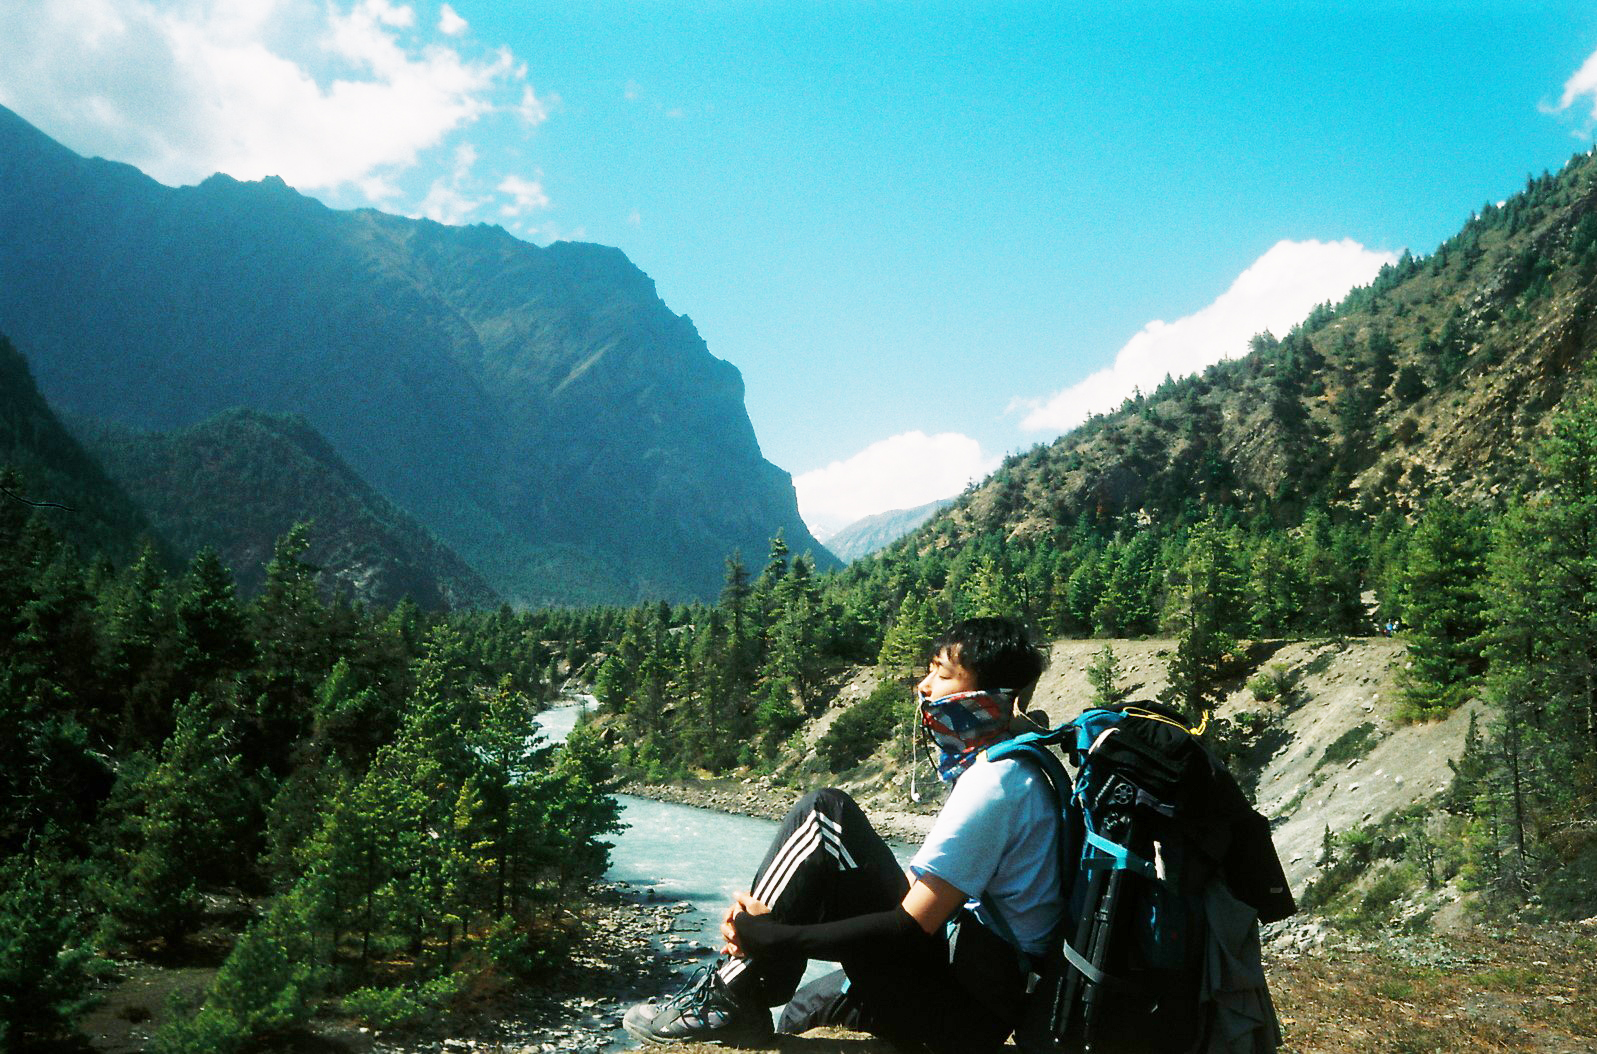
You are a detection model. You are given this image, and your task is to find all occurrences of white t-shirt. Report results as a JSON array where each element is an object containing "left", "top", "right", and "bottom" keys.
[{"left": 909, "top": 753, "right": 1063, "bottom": 956}]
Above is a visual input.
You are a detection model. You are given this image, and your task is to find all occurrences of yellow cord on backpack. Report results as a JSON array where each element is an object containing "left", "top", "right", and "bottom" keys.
[{"left": 1122, "top": 706, "right": 1209, "bottom": 737}]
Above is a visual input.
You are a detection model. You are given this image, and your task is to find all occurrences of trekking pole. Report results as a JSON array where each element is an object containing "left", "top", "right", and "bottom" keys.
[
  {"left": 1079, "top": 859, "right": 1126, "bottom": 1046},
  {"left": 1074, "top": 775, "right": 1140, "bottom": 1050},
  {"left": 1058, "top": 855, "right": 1103, "bottom": 1039}
]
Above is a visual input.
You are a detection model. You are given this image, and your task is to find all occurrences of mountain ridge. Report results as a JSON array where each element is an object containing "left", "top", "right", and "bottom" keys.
[
  {"left": 898, "top": 155, "right": 1597, "bottom": 555},
  {"left": 822, "top": 498, "right": 954, "bottom": 563},
  {"left": 0, "top": 104, "right": 833, "bottom": 607},
  {"left": 0, "top": 335, "right": 158, "bottom": 566}
]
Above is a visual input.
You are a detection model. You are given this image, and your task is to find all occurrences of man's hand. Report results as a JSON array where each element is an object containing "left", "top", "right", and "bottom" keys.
[{"left": 720, "top": 890, "right": 770, "bottom": 957}]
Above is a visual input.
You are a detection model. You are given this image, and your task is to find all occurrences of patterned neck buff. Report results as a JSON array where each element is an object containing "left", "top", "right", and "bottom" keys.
[{"left": 919, "top": 689, "right": 1015, "bottom": 783}]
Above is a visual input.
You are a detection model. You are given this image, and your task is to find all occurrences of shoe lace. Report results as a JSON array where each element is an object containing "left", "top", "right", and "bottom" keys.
[{"left": 669, "top": 962, "right": 721, "bottom": 1016}]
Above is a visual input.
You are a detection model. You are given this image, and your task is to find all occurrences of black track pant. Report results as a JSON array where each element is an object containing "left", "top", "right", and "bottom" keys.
[{"left": 714, "top": 787, "right": 1011, "bottom": 1054}]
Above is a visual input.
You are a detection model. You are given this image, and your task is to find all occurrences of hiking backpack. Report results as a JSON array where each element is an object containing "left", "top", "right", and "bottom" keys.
[{"left": 986, "top": 701, "right": 1296, "bottom": 1054}]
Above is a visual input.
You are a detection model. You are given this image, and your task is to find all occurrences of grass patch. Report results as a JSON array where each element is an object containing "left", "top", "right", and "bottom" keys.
[
  {"left": 1469, "top": 966, "right": 1539, "bottom": 992},
  {"left": 1268, "top": 924, "right": 1597, "bottom": 1054},
  {"left": 1371, "top": 977, "right": 1415, "bottom": 1001},
  {"left": 1319, "top": 721, "right": 1383, "bottom": 769}
]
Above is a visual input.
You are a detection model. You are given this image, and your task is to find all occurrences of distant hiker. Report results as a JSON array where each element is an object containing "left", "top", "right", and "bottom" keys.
[{"left": 622, "top": 616, "right": 1056, "bottom": 1052}]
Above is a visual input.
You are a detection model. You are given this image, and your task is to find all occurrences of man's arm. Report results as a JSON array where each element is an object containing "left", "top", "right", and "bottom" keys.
[
  {"left": 900, "top": 871, "right": 967, "bottom": 933},
  {"left": 722, "top": 872, "right": 968, "bottom": 960}
]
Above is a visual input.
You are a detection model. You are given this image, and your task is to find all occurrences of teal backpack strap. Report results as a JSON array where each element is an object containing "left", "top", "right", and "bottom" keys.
[
  {"left": 1082, "top": 830, "right": 1158, "bottom": 879},
  {"left": 987, "top": 728, "right": 1074, "bottom": 790},
  {"left": 983, "top": 734, "right": 1075, "bottom": 950}
]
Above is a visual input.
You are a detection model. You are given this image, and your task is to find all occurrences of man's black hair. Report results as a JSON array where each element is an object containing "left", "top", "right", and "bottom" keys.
[{"left": 930, "top": 616, "right": 1046, "bottom": 696}]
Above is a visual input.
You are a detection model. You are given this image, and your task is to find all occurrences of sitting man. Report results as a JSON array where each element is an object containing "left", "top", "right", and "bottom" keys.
[{"left": 623, "top": 616, "right": 1058, "bottom": 1052}]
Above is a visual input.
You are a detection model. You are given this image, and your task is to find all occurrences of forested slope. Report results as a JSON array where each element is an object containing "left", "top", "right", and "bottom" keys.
[
  {"left": 0, "top": 334, "right": 159, "bottom": 566},
  {"left": 936, "top": 158, "right": 1597, "bottom": 546},
  {"left": 1, "top": 485, "right": 627, "bottom": 1049},
  {"left": 74, "top": 408, "right": 499, "bottom": 611}
]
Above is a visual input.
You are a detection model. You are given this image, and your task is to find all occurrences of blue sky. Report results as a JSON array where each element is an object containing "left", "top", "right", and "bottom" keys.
[{"left": 5, "top": 2, "right": 1597, "bottom": 537}]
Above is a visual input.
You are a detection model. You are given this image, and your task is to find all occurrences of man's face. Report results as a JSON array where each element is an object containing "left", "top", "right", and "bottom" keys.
[{"left": 917, "top": 646, "right": 979, "bottom": 701}]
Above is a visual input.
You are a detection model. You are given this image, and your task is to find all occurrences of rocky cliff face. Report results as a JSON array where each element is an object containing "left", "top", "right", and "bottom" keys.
[{"left": 0, "top": 105, "right": 832, "bottom": 606}]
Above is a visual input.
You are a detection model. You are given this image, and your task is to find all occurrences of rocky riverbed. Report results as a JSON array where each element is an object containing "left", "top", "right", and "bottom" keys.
[
  {"left": 360, "top": 882, "right": 712, "bottom": 1054},
  {"left": 80, "top": 881, "right": 711, "bottom": 1054}
]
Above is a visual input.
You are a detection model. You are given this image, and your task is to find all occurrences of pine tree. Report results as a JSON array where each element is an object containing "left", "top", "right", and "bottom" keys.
[
  {"left": 0, "top": 853, "right": 104, "bottom": 1050},
  {"left": 1085, "top": 644, "right": 1126, "bottom": 707},
  {"left": 877, "top": 593, "right": 936, "bottom": 681},
  {"left": 1473, "top": 395, "right": 1597, "bottom": 912},
  {"left": 104, "top": 691, "right": 245, "bottom": 950},
  {"left": 541, "top": 723, "right": 624, "bottom": 902},
  {"left": 150, "top": 884, "right": 327, "bottom": 1054},
  {"left": 765, "top": 555, "right": 826, "bottom": 711},
  {"left": 1162, "top": 517, "right": 1245, "bottom": 721},
  {"left": 960, "top": 555, "right": 1020, "bottom": 619},
  {"left": 1064, "top": 551, "right": 1106, "bottom": 631},
  {"left": 468, "top": 677, "right": 554, "bottom": 917},
  {"left": 1246, "top": 532, "right": 1303, "bottom": 638},
  {"left": 174, "top": 547, "right": 253, "bottom": 695},
  {"left": 1397, "top": 499, "right": 1490, "bottom": 719},
  {"left": 1093, "top": 531, "right": 1161, "bottom": 636},
  {"left": 1296, "top": 509, "right": 1363, "bottom": 634},
  {"left": 101, "top": 542, "right": 178, "bottom": 751},
  {"left": 249, "top": 524, "right": 330, "bottom": 775}
]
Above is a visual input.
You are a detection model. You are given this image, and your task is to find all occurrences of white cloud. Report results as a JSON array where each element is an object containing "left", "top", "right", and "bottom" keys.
[
  {"left": 515, "top": 84, "right": 551, "bottom": 127},
  {"left": 517, "top": 220, "right": 586, "bottom": 244},
  {"left": 437, "top": 2, "right": 467, "bottom": 36},
  {"left": 0, "top": 0, "right": 526, "bottom": 197},
  {"left": 1016, "top": 238, "right": 1399, "bottom": 434},
  {"left": 1556, "top": 46, "right": 1597, "bottom": 120},
  {"left": 794, "top": 431, "right": 1000, "bottom": 539},
  {"left": 498, "top": 173, "right": 550, "bottom": 216},
  {"left": 415, "top": 140, "right": 484, "bottom": 222}
]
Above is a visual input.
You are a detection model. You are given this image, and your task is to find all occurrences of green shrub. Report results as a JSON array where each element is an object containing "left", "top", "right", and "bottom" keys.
[
  {"left": 1245, "top": 673, "right": 1279, "bottom": 702},
  {"left": 1319, "top": 721, "right": 1383, "bottom": 769},
  {"left": 149, "top": 885, "right": 326, "bottom": 1054},
  {"left": 0, "top": 857, "right": 105, "bottom": 1051},
  {"left": 1246, "top": 664, "right": 1290, "bottom": 702},
  {"left": 1358, "top": 864, "right": 1415, "bottom": 918},
  {"left": 755, "top": 681, "right": 805, "bottom": 761},
  {"left": 341, "top": 975, "right": 465, "bottom": 1030},
  {"left": 818, "top": 681, "right": 911, "bottom": 773}
]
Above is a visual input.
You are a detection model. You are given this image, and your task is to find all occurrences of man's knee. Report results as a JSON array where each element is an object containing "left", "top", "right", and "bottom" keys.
[{"left": 793, "top": 786, "right": 864, "bottom": 822}]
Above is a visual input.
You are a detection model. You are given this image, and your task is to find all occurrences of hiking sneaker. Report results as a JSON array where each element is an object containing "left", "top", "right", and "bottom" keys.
[{"left": 622, "top": 963, "right": 774, "bottom": 1047}]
